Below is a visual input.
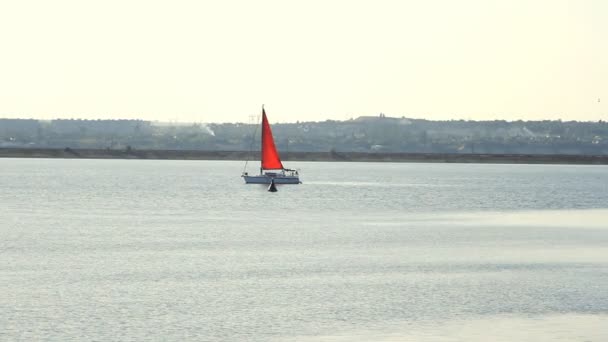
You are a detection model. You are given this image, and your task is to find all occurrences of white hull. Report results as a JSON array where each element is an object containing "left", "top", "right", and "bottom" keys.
[{"left": 242, "top": 173, "right": 301, "bottom": 184}]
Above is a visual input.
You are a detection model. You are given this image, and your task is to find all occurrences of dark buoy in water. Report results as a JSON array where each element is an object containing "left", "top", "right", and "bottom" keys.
[{"left": 268, "top": 179, "right": 278, "bottom": 192}]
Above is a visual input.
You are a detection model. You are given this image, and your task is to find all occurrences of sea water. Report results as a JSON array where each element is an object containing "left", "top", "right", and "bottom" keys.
[{"left": 1, "top": 159, "right": 607, "bottom": 341}]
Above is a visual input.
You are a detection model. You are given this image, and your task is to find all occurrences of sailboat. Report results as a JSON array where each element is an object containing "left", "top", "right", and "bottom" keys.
[{"left": 242, "top": 107, "right": 301, "bottom": 184}]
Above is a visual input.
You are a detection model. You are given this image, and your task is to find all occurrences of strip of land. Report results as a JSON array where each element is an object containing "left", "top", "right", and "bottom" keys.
[{"left": 1, "top": 148, "right": 607, "bottom": 164}]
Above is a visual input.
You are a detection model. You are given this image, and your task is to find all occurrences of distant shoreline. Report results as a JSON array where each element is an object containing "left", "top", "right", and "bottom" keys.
[{"left": 1, "top": 147, "right": 607, "bottom": 165}]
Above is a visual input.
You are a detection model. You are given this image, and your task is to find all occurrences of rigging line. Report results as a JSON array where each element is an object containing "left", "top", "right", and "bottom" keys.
[{"left": 243, "top": 114, "right": 261, "bottom": 173}]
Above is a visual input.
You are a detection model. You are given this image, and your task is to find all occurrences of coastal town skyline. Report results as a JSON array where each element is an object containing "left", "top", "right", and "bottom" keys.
[{"left": 1, "top": 0, "right": 606, "bottom": 123}]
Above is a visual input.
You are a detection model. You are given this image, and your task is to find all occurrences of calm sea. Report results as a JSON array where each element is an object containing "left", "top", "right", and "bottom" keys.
[{"left": 1, "top": 159, "right": 607, "bottom": 341}]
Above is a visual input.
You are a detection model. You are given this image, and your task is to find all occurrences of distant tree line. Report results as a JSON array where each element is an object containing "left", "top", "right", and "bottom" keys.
[{"left": 1, "top": 115, "right": 607, "bottom": 155}]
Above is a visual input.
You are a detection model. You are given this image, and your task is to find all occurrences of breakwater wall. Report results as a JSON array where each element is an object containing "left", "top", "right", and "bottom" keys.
[{"left": 1, "top": 148, "right": 608, "bottom": 164}]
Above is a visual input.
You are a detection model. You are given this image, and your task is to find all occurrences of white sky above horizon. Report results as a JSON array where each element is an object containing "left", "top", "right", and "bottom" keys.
[{"left": 0, "top": 0, "right": 607, "bottom": 123}]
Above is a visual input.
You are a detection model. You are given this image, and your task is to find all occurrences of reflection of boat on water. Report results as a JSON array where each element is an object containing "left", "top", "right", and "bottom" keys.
[{"left": 242, "top": 107, "right": 301, "bottom": 184}]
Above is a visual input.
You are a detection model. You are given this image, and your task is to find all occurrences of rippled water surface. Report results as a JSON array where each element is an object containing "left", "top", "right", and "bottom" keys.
[{"left": 1, "top": 159, "right": 608, "bottom": 341}]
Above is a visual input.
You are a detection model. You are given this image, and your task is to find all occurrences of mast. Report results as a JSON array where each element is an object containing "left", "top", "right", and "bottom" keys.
[{"left": 260, "top": 105, "right": 264, "bottom": 175}]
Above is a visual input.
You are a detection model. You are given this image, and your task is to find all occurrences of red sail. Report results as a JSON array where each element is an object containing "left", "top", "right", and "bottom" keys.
[{"left": 261, "top": 109, "right": 284, "bottom": 170}]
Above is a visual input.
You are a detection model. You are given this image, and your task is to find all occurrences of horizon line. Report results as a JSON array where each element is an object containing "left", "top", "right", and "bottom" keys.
[{"left": 1, "top": 115, "right": 606, "bottom": 124}]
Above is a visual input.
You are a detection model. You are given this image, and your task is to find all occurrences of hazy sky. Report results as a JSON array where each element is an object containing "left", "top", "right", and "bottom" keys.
[{"left": 0, "top": 0, "right": 606, "bottom": 123}]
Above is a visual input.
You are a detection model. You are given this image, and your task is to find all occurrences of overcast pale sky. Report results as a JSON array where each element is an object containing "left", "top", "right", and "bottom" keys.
[{"left": 0, "top": 0, "right": 606, "bottom": 122}]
